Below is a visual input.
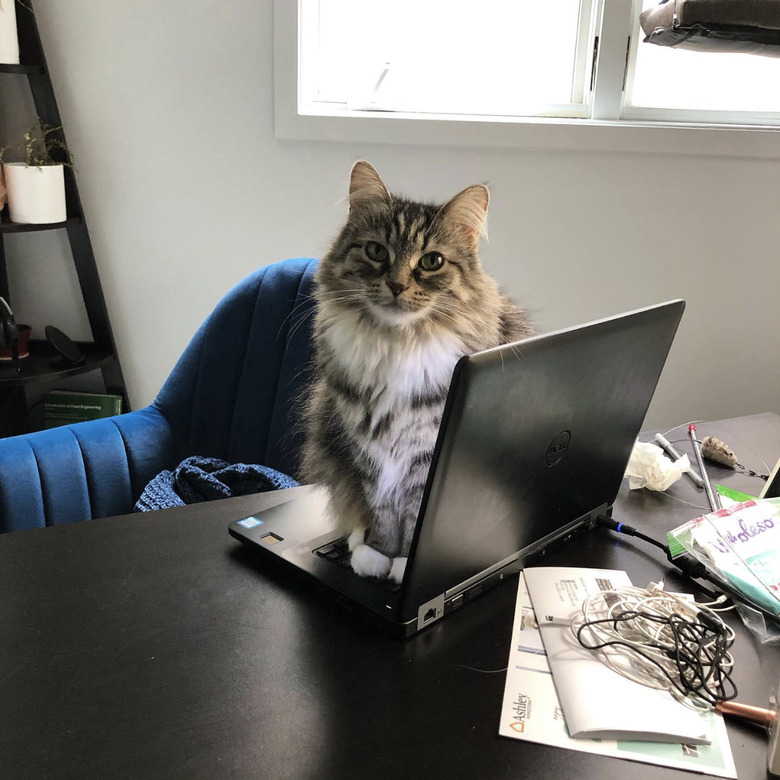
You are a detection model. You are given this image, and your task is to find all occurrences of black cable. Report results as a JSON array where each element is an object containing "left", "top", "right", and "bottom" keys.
[
  {"left": 596, "top": 515, "right": 669, "bottom": 553},
  {"left": 575, "top": 607, "right": 738, "bottom": 705},
  {"left": 596, "top": 514, "right": 780, "bottom": 628}
]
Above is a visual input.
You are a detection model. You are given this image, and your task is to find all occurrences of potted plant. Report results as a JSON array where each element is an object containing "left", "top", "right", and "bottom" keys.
[
  {"left": 0, "top": 119, "right": 73, "bottom": 224},
  {"left": 0, "top": 0, "right": 20, "bottom": 65}
]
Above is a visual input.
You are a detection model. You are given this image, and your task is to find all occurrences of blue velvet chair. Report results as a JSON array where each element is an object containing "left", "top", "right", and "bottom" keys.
[{"left": 0, "top": 258, "right": 318, "bottom": 533}]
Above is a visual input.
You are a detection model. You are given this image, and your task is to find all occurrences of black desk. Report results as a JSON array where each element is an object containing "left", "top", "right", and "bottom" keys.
[{"left": 2, "top": 414, "right": 778, "bottom": 780}]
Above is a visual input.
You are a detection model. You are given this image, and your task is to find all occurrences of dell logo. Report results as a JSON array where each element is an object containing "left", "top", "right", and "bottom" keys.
[{"left": 545, "top": 431, "right": 571, "bottom": 467}]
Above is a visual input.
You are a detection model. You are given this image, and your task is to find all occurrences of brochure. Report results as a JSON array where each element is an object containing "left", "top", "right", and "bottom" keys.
[{"left": 522, "top": 566, "right": 711, "bottom": 744}]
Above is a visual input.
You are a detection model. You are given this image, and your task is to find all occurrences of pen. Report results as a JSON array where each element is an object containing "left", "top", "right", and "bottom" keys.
[
  {"left": 654, "top": 433, "right": 705, "bottom": 488},
  {"left": 689, "top": 424, "right": 721, "bottom": 511}
]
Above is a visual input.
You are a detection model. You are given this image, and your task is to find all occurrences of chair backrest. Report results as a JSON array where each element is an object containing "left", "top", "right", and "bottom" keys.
[
  {"left": 153, "top": 257, "right": 319, "bottom": 479},
  {"left": 0, "top": 258, "right": 319, "bottom": 534}
]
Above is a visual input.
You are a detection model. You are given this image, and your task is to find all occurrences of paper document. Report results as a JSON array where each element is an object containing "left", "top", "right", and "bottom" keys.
[
  {"left": 523, "top": 566, "right": 711, "bottom": 744},
  {"left": 499, "top": 573, "right": 737, "bottom": 778}
]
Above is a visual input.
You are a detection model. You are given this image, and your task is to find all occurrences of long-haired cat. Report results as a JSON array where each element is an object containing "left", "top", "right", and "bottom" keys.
[{"left": 301, "top": 161, "right": 534, "bottom": 583}]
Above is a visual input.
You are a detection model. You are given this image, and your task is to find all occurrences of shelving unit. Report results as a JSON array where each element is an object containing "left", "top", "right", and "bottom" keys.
[{"left": 0, "top": 0, "right": 127, "bottom": 436}]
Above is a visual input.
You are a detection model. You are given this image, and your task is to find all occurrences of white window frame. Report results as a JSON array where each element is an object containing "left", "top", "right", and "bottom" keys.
[{"left": 274, "top": 0, "right": 780, "bottom": 160}]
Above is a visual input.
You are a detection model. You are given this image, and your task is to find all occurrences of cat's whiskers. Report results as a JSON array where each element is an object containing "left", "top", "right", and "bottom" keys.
[
  {"left": 322, "top": 293, "right": 366, "bottom": 304},
  {"left": 288, "top": 290, "right": 371, "bottom": 340},
  {"left": 286, "top": 307, "right": 318, "bottom": 340},
  {"left": 431, "top": 299, "right": 490, "bottom": 342},
  {"left": 280, "top": 282, "right": 378, "bottom": 339},
  {"left": 275, "top": 290, "right": 323, "bottom": 337},
  {"left": 319, "top": 290, "right": 370, "bottom": 308},
  {"left": 317, "top": 286, "right": 367, "bottom": 297},
  {"left": 428, "top": 306, "right": 461, "bottom": 328}
]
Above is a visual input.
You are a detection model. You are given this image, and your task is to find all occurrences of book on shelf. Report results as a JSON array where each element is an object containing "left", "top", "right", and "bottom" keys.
[{"left": 43, "top": 390, "right": 122, "bottom": 429}]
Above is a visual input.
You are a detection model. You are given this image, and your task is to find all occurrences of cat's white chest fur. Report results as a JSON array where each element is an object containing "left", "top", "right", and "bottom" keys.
[
  {"left": 324, "top": 310, "right": 464, "bottom": 410},
  {"left": 322, "top": 308, "right": 465, "bottom": 524}
]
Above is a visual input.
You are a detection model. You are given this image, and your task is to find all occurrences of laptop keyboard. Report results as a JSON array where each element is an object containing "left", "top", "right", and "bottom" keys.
[
  {"left": 313, "top": 537, "right": 351, "bottom": 566},
  {"left": 313, "top": 537, "right": 401, "bottom": 593}
]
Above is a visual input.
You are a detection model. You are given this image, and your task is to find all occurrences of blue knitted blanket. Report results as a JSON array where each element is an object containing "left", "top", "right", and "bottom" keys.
[{"left": 134, "top": 455, "right": 299, "bottom": 512}]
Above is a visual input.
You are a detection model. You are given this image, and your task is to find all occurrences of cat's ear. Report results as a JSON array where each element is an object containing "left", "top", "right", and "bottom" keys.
[
  {"left": 349, "top": 161, "right": 391, "bottom": 213},
  {"left": 435, "top": 184, "right": 490, "bottom": 247}
]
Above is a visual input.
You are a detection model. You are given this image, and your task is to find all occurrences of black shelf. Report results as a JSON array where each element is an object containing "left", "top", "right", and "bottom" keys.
[
  {"left": 0, "top": 339, "right": 116, "bottom": 389},
  {"left": 0, "top": 213, "right": 82, "bottom": 233},
  {"left": 0, "top": 0, "right": 129, "bottom": 431}
]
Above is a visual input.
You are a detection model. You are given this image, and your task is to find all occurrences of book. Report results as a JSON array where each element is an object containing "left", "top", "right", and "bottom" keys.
[{"left": 43, "top": 390, "right": 123, "bottom": 429}]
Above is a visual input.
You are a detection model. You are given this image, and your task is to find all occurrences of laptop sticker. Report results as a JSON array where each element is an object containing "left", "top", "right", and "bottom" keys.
[{"left": 238, "top": 517, "right": 263, "bottom": 529}]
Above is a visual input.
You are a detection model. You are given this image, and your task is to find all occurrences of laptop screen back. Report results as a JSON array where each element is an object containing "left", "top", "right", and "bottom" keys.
[{"left": 398, "top": 300, "right": 685, "bottom": 621}]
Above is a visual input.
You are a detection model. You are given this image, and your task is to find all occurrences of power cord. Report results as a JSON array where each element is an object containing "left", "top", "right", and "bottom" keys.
[{"left": 598, "top": 516, "right": 668, "bottom": 554}]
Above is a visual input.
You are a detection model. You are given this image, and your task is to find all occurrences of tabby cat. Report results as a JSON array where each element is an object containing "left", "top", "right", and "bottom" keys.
[{"left": 301, "top": 161, "right": 534, "bottom": 583}]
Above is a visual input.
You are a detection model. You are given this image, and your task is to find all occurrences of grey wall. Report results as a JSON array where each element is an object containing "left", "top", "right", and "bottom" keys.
[{"left": 3, "top": 0, "right": 780, "bottom": 431}]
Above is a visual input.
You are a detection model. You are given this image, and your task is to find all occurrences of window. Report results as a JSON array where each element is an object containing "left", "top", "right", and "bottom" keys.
[
  {"left": 274, "top": 0, "right": 780, "bottom": 157},
  {"left": 626, "top": 0, "right": 780, "bottom": 122},
  {"left": 305, "top": 0, "right": 596, "bottom": 118}
]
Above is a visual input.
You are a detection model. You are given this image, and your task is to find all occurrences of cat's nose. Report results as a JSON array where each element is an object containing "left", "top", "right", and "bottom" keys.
[{"left": 386, "top": 280, "right": 407, "bottom": 297}]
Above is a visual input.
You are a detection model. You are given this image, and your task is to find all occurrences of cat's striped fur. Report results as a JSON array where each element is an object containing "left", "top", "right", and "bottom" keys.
[{"left": 301, "top": 162, "right": 534, "bottom": 581}]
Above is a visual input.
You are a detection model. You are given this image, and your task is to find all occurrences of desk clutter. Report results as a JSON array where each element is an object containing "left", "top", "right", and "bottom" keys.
[
  {"left": 500, "top": 568, "right": 779, "bottom": 777},
  {"left": 623, "top": 426, "right": 780, "bottom": 646},
  {"left": 504, "top": 422, "right": 780, "bottom": 775},
  {"left": 500, "top": 569, "right": 739, "bottom": 777},
  {"left": 626, "top": 426, "right": 776, "bottom": 502}
]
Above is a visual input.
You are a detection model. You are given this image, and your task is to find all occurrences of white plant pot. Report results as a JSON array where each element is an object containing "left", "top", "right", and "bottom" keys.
[
  {"left": 4, "top": 163, "right": 67, "bottom": 224},
  {"left": 0, "top": 0, "right": 20, "bottom": 65}
]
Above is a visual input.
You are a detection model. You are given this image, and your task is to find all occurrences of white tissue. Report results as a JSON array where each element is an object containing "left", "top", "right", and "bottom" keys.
[{"left": 625, "top": 441, "right": 689, "bottom": 491}]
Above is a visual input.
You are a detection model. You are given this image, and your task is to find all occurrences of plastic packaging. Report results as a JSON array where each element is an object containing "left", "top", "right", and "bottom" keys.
[{"left": 667, "top": 498, "right": 780, "bottom": 644}]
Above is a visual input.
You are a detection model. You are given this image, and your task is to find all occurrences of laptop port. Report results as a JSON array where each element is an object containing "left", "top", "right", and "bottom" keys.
[{"left": 417, "top": 594, "right": 445, "bottom": 627}]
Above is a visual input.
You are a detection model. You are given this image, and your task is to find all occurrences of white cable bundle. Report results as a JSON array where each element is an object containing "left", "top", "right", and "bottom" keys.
[{"left": 571, "top": 582, "right": 736, "bottom": 709}]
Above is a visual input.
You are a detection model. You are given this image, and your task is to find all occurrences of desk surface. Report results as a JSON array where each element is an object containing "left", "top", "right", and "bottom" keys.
[{"left": 2, "top": 413, "right": 779, "bottom": 780}]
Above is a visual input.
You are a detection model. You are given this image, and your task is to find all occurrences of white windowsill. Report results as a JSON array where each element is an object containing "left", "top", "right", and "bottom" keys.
[{"left": 275, "top": 105, "right": 780, "bottom": 160}]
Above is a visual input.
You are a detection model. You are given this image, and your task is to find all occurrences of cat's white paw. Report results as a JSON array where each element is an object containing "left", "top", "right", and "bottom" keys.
[
  {"left": 350, "top": 543, "right": 392, "bottom": 579},
  {"left": 389, "top": 557, "right": 407, "bottom": 584}
]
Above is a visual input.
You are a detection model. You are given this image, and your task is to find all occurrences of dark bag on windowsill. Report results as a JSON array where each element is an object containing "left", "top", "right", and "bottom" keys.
[{"left": 640, "top": 0, "right": 780, "bottom": 57}]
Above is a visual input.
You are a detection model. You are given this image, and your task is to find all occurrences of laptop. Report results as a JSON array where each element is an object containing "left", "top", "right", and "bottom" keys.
[{"left": 229, "top": 299, "right": 685, "bottom": 636}]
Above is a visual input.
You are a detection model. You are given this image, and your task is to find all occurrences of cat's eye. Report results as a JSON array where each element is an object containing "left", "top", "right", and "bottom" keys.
[
  {"left": 419, "top": 252, "right": 444, "bottom": 272},
  {"left": 365, "top": 242, "right": 389, "bottom": 263}
]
